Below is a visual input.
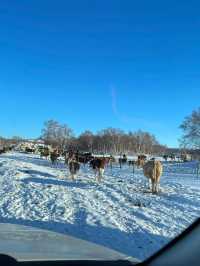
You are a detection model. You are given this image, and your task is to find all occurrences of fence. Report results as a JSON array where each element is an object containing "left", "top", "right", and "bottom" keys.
[
  {"left": 109, "top": 160, "right": 200, "bottom": 178},
  {"left": 162, "top": 161, "right": 200, "bottom": 177}
]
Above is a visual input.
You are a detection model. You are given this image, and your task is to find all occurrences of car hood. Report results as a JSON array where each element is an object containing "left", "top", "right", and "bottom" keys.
[{"left": 0, "top": 223, "right": 138, "bottom": 263}]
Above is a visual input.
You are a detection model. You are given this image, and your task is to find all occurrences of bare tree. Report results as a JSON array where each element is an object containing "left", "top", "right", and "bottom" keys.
[
  {"left": 132, "top": 130, "right": 158, "bottom": 154},
  {"left": 40, "top": 121, "right": 165, "bottom": 155},
  {"left": 41, "top": 120, "right": 74, "bottom": 150},
  {"left": 97, "top": 128, "right": 125, "bottom": 154},
  {"left": 77, "top": 130, "right": 94, "bottom": 152},
  {"left": 180, "top": 107, "right": 200, "bottom": 149},
  {"left": 82, "top": 128, "right": 162, "bottom": 155}
]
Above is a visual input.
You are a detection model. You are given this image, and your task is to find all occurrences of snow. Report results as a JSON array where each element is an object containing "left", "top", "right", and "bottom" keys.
[{"left": 0, "top": 152, "right": 200, "bottom": 261}]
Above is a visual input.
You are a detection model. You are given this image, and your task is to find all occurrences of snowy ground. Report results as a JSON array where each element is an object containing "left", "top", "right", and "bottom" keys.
[{"left": 0, "top": 152, "right": 199, "bottom": 261}]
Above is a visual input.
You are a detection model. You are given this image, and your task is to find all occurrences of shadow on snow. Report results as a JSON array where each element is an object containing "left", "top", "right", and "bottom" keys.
[
  {"left": 20, "top": 177, "right": 91, "bottom": 189},
  {"left": 1, "top": 154, "right": 66, "bottom": 170}
]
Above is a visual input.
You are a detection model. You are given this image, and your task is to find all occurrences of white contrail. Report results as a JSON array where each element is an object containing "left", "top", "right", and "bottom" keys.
[
  {"left": 110, "top": 86, "right": 162, "bottom": 128},
  {"left": 110, "top": 86, "right": 119, "bottom": 116}
]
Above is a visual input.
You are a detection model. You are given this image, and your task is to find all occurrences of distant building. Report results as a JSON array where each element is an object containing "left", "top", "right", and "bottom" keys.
[
  {"left": 26, "top": 139, "right": 45, "bottom": 144},
  {"left": 36, "top": 139, "right": 45, "bottom": 144}
]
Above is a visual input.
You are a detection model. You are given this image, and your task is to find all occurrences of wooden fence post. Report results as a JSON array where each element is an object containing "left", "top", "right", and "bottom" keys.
[
  {"left": 119, "top": 153, "right": 122, "bottom": 169},
  {"left": 197, "top": 162, "right": 200, "bottom": 178},
  {"left": 133, "top": 161, "right": 135, "bottom": 177}
]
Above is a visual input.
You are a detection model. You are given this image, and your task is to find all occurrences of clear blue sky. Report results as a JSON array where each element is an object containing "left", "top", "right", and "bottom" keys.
[{"left": 0, "top": 1, "right": 200, "bottom": 147}]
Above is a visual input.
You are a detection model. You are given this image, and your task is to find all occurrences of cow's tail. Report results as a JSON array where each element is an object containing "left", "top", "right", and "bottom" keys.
[{"left": 72, "top": 162, "right": 75, "bottom": 177}]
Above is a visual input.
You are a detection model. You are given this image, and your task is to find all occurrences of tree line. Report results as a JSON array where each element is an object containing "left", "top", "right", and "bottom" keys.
[
  {"left": 41, "top": 120, "right": 167, "bottom": 155},
  {"left": 1, "top": 106, "right": 199, "bottom": 155},
  {"left": 41, "top": 105, "right": 200, "bottom": 154}
]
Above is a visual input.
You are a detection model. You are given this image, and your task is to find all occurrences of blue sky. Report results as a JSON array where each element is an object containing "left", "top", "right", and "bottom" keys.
[{"left": 0, "top": 1, "right": 200, "bottom": 147}]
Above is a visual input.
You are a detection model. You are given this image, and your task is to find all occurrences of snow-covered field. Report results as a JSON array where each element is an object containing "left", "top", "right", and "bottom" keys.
[{"left": 0, "top": 152, "right": 199, "bottom": 261}]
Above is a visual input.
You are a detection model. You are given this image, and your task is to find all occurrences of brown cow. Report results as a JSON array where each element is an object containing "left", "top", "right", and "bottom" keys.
[
  {"left": 68, "top": 155, "right": 80, "bottom": 181},
  {"left": 50, "top": 150, "right": 60, "bottom": 164},
  {"left": 40, "top": 148, "right": 50, "bottom": 160},
  {"left": 143, "top": 159, "right": 163, "bottom": 193},
  {"left": 90, "top": 158, "right": 107, "bottom": 182},
  {"left": 137, "top": 155, "right": 147, "bottom": 168}
]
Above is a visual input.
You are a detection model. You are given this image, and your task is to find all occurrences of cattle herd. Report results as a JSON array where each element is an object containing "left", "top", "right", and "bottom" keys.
[
  {"left": 0, "top": 144, "right": 164, "bottom": 194},
  {"left": 34, "top": 147, "right": 164, "bottom": 193}
]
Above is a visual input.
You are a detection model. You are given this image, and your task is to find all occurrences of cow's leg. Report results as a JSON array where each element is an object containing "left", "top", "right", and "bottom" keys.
[
  {"left": 96, "top": 170, "right": 99, "bottom": 182},
  {"left": 100, "top": 168, "right": 104, "bottom": 178},
  {"left": 98, "top": 168, "right": 104, "bottom": 183},
  {"left": 148, "top": 178, "right": 151, "bottom": 190},
  {"left": 156, "top": 182, "right": 160, "bottom": 193},
  {"left": 155, "top": 182, "right": 158, "bottom": 193},
  {"left": 96, "top": 169, "right": 102, "bottom": 183},
  {"left": 71, "top": 174, "right": 75, "bottom": 181},
  {"left": 97, "top": 170, "right": 101, "bottom": 182},
  {"left": 98, "top": 170, "right": 101, "bottom": 182},
  {"left": 152, "top": 180, "right": 156, "bottom": 193},
  {"left": 94, "top": 168, "right": 97, "bottom": 178},
  {"left": 151, "top": 180, "right": 154, "bottom": 193}
]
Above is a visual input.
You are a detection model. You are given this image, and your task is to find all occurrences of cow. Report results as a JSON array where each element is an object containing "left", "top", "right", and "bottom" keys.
[
  {"left": 65, "top": 151, "right": 92, "bottom": 166},
  {"left": 64, "top": 155, "right": 69, "bottom": 165},
  {"left": 0, "top": 146, "right": 14, "bottom": 154},
  {"left": 109, "top": 156, "right": 116, "bottom": 163},
  {"left": 50, "top": 150, "right": 60, "bottom": 164},
  {"left": 25, "top": 147, "right": 35, "bottom": 153},
  {"left": 0, "top": 147, "right": 6, "bottom": 155},
  {"left": 67, "top": 151, "right": 94, "bottom": 165},
  {"left": 119, "top": 154, "right": 127, "bottom": 165},
  {"left": 106, "top": 155, "right": 116, "bottom": 168},
  {"left": 128, "top": 160, "right": 135, "bottom": 167},
  {"left": 90, "top": 158, "right": 107, "bottom": 182},
  {"left": 137, "top": 155, "right": 147, "bottom": 168},
  {"left": 169, "top": 153, "right": 176, "bottom": 161},
  {"left": 142, "top": 159, "right": 163, "bottom": 194},
  {"left": 163, "top": 155, "right": 168, "bottom": 161},
  {"left": 68, "top": 155, "right": 80, "bottom": 181},
  {"left": 40, "top": 148, "right": 50, "bottom": 160},
  {"left": 76, "top": 155, "right": 91, "bottom": 164}
]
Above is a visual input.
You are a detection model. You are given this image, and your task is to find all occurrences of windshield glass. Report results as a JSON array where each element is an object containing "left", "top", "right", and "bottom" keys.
[{"left": 0, "top": 0, "right": 200, "bottom": 262}]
